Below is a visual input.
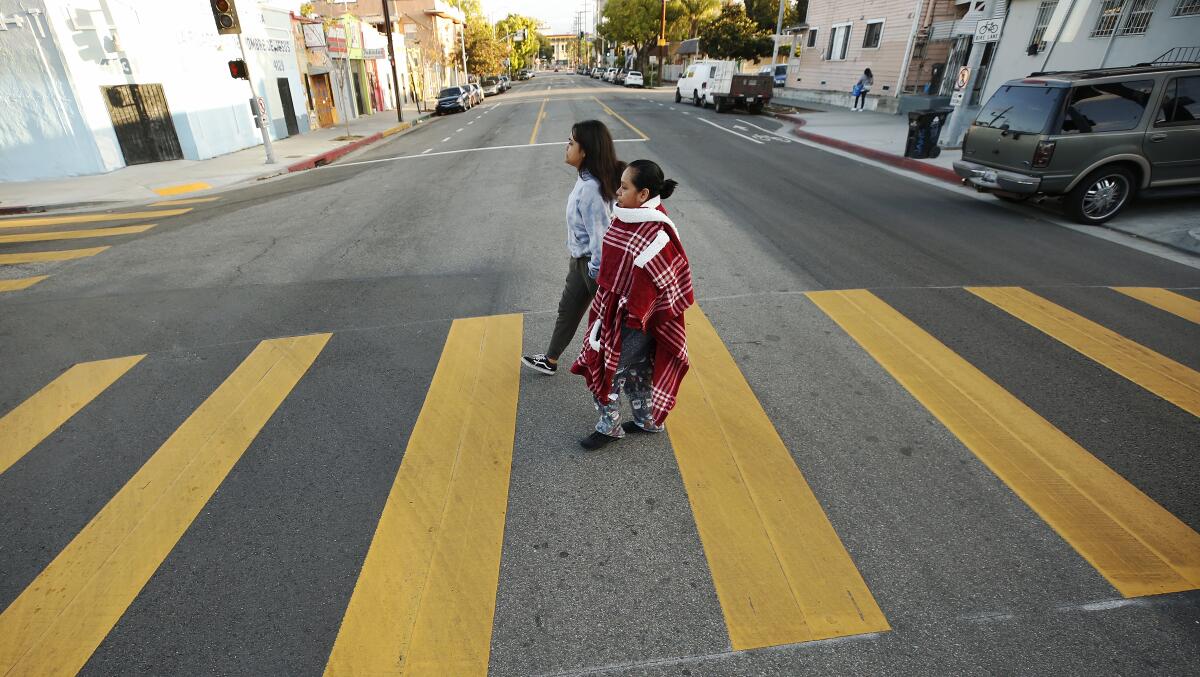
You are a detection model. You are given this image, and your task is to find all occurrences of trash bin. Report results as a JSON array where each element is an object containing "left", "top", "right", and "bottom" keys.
[{"left": 905, "top": 108, "right": 953, "bottom": 159}]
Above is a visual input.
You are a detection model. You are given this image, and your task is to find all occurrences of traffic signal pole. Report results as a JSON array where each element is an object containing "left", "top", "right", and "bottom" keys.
[
  {"left": 238, "top": 34, "right": 277, "bottom": 164},
  {"left": 381, "top": 0, "right": 403, "bottom": 122}
]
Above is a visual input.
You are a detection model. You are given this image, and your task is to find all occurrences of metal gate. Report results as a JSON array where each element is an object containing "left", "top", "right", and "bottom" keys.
[{"left": 101, "top": 84, "right": 183, "bottom": 165}]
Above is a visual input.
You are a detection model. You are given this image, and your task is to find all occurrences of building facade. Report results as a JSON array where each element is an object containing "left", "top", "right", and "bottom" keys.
[
  {"left": 0, "top": 0, "right": 309, "bottom": 182},
  {"left": 545, "top": 33, "right": 576, "bottom": 66}
]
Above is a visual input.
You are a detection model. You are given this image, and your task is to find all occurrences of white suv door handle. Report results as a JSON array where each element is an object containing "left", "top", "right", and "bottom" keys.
[{"left": 1149, "top": 133, "right": 1167, "bottom": 142}]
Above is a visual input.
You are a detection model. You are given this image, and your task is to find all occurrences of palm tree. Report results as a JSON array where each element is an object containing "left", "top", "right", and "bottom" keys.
[{"left": 672, "top": 0, "right": 720, "bottom": 40}]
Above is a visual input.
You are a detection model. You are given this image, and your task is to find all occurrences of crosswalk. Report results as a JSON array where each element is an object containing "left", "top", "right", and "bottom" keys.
[
  {"left": 0, "top": 286, "right": 1197, "bottom": 674},
  {"left": 0, "top": 199, "right": 213, "bottom": 292}
]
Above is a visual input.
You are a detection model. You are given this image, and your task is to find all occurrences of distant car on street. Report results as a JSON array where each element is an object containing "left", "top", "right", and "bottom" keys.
[
  {"left": 482, "top": 77, "right": 500, "bottom": 96},
  {"left": 624, "top": 71, "right": 644, "bottom": 88},
  {"left": 604, "top": 68, "right": 616, "bottom": 82},
  {"left": 955, "top": 64, "right": 1200, "bottom": 224},
  {"left": 592, "top": 67, "right": 604, "bottom": 79},
  {"left": 435, "top": 86, "right": 471, "bottom": 115},
  {"left": 614, "top": 70, "right": 627, "bottom": 85},
  {"left": 759, "top": 64, "right": 787, "bottom": 87},
  {"left": 498, "top": 75, "right": 511, "bottom": 92}
]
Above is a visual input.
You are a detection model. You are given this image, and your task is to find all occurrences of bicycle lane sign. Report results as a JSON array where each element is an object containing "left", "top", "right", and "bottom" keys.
[{"left": 974, "top": 18, "right": 1003, "bottom": 43}]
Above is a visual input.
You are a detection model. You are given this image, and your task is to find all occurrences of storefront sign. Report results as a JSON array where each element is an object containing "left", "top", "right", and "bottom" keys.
[
  {"left": 326, "top": 26, "right": 346, "bottom": 54},
  {"left": 245, "top": 37, "right": 292, "bottom": 53},
  {"left": 363, "top": 47, "right": 385, "bottom": 59},
  {"left": 302, "top": 23, "right": 325, "bottom": 48}
]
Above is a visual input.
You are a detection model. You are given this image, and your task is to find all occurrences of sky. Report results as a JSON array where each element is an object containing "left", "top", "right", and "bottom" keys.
[{"left": 481, "top": 0, "right": 589, "bottom": 35}]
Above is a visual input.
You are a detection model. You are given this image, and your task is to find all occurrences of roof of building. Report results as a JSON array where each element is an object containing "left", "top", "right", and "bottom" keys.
[{"left": 677, "top": 38, "right": 699, "bottom": 55}]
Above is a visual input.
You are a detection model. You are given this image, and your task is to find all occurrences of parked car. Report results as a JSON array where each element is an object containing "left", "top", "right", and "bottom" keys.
[
  {"left": 676, "top": 60, "right": 722, "bottom": 105},
  {"left": 592, "top": 67, "right": 604, "bottom": 79},
  {"left": 435, "top": 86, "right": 471, "bottom": 115},
  {"left": 625, "top": 70, "right": 644, "bottom": 88},
  {"left": 498, "top": 75, "right": 511, "bottom": 92},
  {"left": 954, "top": 64, "right": 1200, "bottom": 224},
  {"left": 472, "top": 82, "right": 485, "bottom": 105},
  {"left": 604, "top": 68, "right": 617, "bottom": 82},
  {"left": 482, "top": 77, "right": 500, "bottom": 96},
  {"left": 759, "top": 63, "right": 787, "bottom": 87},
  {"left": 615, "top": 70, "right": 628, "bottom": 85}
]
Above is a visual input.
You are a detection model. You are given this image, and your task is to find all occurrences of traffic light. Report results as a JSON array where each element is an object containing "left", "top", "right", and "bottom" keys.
[
  {"left": 210, "top": 0, "right": 241, "bottom": 35},
  {"left": 228, "top": 59, "right": 248, "bottom": 80}
]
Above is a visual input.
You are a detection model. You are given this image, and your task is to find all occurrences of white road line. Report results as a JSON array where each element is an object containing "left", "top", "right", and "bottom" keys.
[
  {"left": 327, "top": 138, "right": 648, "bottom": 168},
  {"left": 669, "top": 107, "right": 676, "bottom": 111},
  {"left": 456, "top": 128, "right": 464, "bottom": 132},
  {"left": 441, "top": 137, "right": 451, "bottom": 143},
  {"left": 696, "top": 117, "right": 764, "bottom": 144},
  {"left": 682, "top": 111, "right": 691, "bottom": 115},
  {"left": 422, "top": 148, "right": 432, "bottom": 154},
  {"left": 468, "top": 121, "right": 474, "bottom": 125},
  {"left": 736, "top": 118, "right": 794, "bottom": 142}
]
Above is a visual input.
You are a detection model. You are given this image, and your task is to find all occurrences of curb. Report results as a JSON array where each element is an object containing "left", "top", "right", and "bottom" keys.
[
  {"left": 286, "top": 115, "right": 431, "bottom": 173},
  {"left": 769, "top": 112, "right": 961, "bottom": 185}
]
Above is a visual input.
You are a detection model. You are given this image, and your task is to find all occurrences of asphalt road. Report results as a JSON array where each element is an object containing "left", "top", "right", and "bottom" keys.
[{"left": 1, "top": 73, "right": 1198, "bottom": 676}]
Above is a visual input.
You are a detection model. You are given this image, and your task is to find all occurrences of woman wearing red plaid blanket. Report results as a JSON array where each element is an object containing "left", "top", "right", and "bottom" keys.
[{"left": 570, "top": 159, "right": 695, "bottom": 451}]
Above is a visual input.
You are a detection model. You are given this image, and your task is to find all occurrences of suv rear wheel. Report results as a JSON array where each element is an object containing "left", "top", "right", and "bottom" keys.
[
  {"left": 1065, "top": 166, "right": 1135, "bottom": 224},
  {"left": 693, "top": 90, "right": 701, "bottom": 107}
]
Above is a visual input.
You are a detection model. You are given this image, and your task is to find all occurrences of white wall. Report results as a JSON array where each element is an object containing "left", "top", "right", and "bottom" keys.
[{"left": 981, "top": 0, "right": 1200, "bottom": 103}]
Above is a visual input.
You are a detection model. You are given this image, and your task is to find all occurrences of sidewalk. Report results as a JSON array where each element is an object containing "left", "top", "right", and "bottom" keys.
[
  {"left": 0, "top": 103, "right": 434, "bottom": 213},
  {"left": 769, "top": 99, "right": 1200, "bottom": 257}
]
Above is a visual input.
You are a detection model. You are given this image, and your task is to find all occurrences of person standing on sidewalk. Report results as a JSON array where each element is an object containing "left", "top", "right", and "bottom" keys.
[
  {"left": 852, "top": 68, "right": 874, "bottom": 111},
  {"left": 522, "top": 120, "right": 624, "bottom": 375}
]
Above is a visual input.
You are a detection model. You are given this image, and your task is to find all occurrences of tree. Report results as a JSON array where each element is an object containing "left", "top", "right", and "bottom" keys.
[
  {"left": 743, "top": 1, "right": 807, "bottom": 33},
  {"left": 670, "top": 0, "right": 719, "bottom": 40},
  {"left": 464, "top": 17, "right": 504, "bottom": 77},
  {"left": 494, "top": 14, "right": 542, "bottom": 72},
  {"left": 698, "top": 3, "right": 772, "bottom": 61},
  {"left": 599, "top": 0, "right": 682, "bottom": 73}
]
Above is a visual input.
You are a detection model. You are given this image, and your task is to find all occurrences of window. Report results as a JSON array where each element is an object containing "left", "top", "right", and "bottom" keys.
[
  {"left": 974, "top": 85, "right": 1066, "bottom": 134},
  {"left": 826, "top": 23, "right": 851, "bottom": 61},
  {"left": 1175, "top": 0, "right": 1200, "bottom": 16},
  {"left": 807, "top": 28, "right": 818, "bottom": 48},
  {"left": 1091, "top": 0, "right": 1159, "bottom": 37},
  {"left": 709, "top": 66, "right": 717, "bottom": 77},
  {"left": 1060, "top": 80, "right": 1154, "bottom": 133},
  {"left": 1156, "top": 76, "right": 1200, "bottom": 125},
  {"left": 862, "top": 20, "right": 883, "bottom": 49},
  {"left": 1029, "top": 0, "right": 1059, "bottom": 53}
]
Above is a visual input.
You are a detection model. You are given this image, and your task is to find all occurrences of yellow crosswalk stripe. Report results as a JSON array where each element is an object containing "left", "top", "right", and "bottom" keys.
[
  {"left": 1112, "top": 287, "right": 1200, "bottom": 325},
  {"left": 150, "top": 197, "right": 220, "bottom": 207},
  {"left": 0, "top": 276, "right": 48, "bottom": 292},
  {"left": 968, "top": 287, "right": 1200, "bottom": 417},
  {"left": 325, "top": 315, "right": 522, "bottom": 676},
  {"left": 0, "top": 208, "right": 190, "bottom": 229},
  {"left": 0, "top": 224, "right": 155, "bottom": 244},
  {"left": 0, "top": 246, "right": 109, "bottom": 265},
  {"left": 0, "top": 355, "right": 144, "bottom": 476},
  {"left": 808, "top": 289, "right": 1200, "bottom": 598},
  {"left": 667, "top": 305, "right": 889, "bottom": 650},
  {"left": 0, "top": 334, "right": 330, "bottom": 676}
]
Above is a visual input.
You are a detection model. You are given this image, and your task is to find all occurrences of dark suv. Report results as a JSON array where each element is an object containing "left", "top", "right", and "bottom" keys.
[{"left": 954, "top": 64, "right": 1200, "bottom": 224}]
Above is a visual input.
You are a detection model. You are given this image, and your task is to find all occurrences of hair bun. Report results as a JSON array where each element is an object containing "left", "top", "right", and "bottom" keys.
[{"left": 659, "top": 178, "right": 678, "bottom": 200}]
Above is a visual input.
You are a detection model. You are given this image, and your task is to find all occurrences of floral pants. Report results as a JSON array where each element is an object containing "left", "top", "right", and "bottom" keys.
[{"left": 593, "top": 328, "right": 665, "bottom": 437}]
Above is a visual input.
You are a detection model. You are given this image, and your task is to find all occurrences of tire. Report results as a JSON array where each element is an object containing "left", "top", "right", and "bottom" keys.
[
  {"left": 693, "top": 90, "right": 701, "bottom": 106},
  {"left": 675, "top": 88, "right": 682, "bottom": 103},
  {"left": 1064, "top": 166, "right": 1136, "bottom": 224}
]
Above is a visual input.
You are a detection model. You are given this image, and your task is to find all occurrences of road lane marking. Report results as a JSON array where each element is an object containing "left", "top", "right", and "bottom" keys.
[
  {"left": 0, "top": 276, "right": 48, "bottom": 293},
  {"left": 0, "top": 208, "right": 190, "bottom": 230},
  {"left": 1111, "top": 287, "right": 1200, "bottom": 325},
  {"left": 468, "top": 120, "right": 474, "bottom": 125},
  {"left": 457, "top": 128, "right": 464, "bottom": 132},
  {"left": 0, "top": 334, "right": 330, "bottom": 675},
  {"left": 696, "top": 117, "right": 764, "bottom": 144},
  {"left": 325, "top": 315, "right": 521, "bottom": 675},
  {"left": 0, "top": 224, "right": 155, "bottom": 244},
  {"left": 808, "top": 289, "right": 1200, "bottom": 597},
  {"left": 326, "top": 138, "right": 647, "bottom": 168},
  {"left": 441, "top": 137, "right": 452, "bottom": 143},
  {"left": 0, "top": 355, "right": 144, "bottom": 476},
  {"left": 529, "top": 97, "right": 548, "bottom": 144},
  {"left": 0, "top": 246, "right": 109, "bottom": 265},
  {"left": 967, "top": 287, "right": 1200, "bottom": 417},
  {"left": 667, "top": 305, "right": 889, "bottom": 649},
  {"left": 150, "top": 197, "right": 219, "bottom": 207},
  {"left": 422, "top": 148, "right": 432, "bottom": 154},
  {"left": 592, "top": 96, "right": 649, "bottom": 140},
  {"left": 151, "top": 182, "right": 211, "bottom": 196}
]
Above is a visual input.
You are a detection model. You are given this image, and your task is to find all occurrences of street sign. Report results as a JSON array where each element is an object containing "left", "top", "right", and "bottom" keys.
[
  {"left": 950, "top": 90, "right": 965, "bottom": 107},
  {"left": 974, "top": 18, "right": 1003, "bottom": 43},
  {"left": 954, "top": 66, "right": 971, "bottom": 91}
]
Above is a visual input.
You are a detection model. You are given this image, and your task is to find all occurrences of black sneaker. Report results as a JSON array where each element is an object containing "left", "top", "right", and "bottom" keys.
[
  {"left": 621, "top": 421, "right": 658, "bottom": 435},
  {"left": 580, "top": 431, "right": 620, "bottom": 451},
  {"left": 521, "top": 353, "right": 557, "bottom": 375}
]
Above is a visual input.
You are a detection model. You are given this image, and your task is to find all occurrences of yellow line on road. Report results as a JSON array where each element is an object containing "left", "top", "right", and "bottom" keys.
[
  {"left": 1112, "top": 287, "right": 1200, "bottom": 325},
  {"left": 0, "top": 208, "right": 190, "bottom": 229},
  {"left": 0, "top": 246, "right": 109, "bottom": 265},
  {"left": 325, "top": 315, "right": 522, "bottom": 675},
  {"left": 667, "top": 305, "right": 889, "bottom": 650},
  {"left": 968, "top": 287, "right": 1200, "bottom": 417},
  {"left": 592, "top": 96, "right": 649, "bottom": 140},
  {"left": 809, "top": 289, "right": 1200, "bottom": 597},
  {"left": 151, "top": 181, "right": 211, "bottom": 196},
  {"left": 0, "top": 224, "right": 155, "bottom": 244},
  {"left": 0, "top": 355, "right": 143, "bottom": 476},
  {"left": 0, "top": 276, "right": 49, "bottom": 293},
  {"left": 529, "top": 97, "right": 548, "bottom": 145},
  {"left": 0, "top": 334, "right": 330, "bottom": 675},
  {"left": 150, "top": 197, "right": 220, "bottom": 207}
]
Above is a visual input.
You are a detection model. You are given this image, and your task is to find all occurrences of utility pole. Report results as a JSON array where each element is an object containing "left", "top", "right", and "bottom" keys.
[
  {"left": 210, "top": 1, "right": 275, "bottom": 163},
  {"left": 771, "top": 0, "right": 787, "bottom": 64},
  {"left": 380, "top": 0, "right": 403, "bottom": 122},
  {"left": 237, "top": 34, "right": 277, "bottom": 164},
  {"left": 939, "top": 0, "right": 995, "bottom": 149},
  {"left": 658, "top": 0, "right": 667, "bottom": 88}
]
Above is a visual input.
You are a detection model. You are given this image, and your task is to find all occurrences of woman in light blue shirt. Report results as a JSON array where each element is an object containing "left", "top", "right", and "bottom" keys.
[{"left": 522, "top": 120, "right": 623, "bottom": 375}]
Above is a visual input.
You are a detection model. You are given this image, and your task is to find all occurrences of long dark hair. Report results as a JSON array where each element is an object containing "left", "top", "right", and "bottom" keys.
[
  {"left": 626, "top": 159, "right": 678, "bottom": 200},
  {"left": 572, "top": 120, "right": 621, "bottom": 203},
  {"left": 864, "top": 68, "right": 874, "bottom": 79}
]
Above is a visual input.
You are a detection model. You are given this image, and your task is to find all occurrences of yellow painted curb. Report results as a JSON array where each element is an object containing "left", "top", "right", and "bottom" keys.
[{"left": 151, "top": 182, "right": 212, "bottom": 196}]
